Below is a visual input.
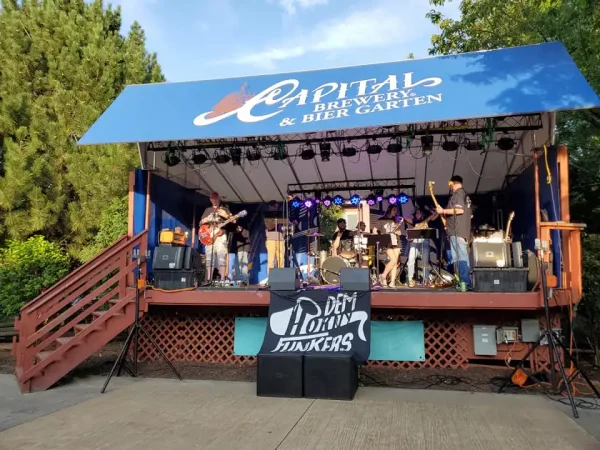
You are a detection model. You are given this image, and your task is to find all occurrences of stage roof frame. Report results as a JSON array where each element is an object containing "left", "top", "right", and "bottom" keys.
[{"left": 78, "top": 41, "right": 600, "bottom": 203}]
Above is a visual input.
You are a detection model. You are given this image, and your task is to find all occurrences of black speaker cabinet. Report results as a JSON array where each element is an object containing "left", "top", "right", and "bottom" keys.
[
  {"left": 257, "top": 353, "right": 303, "bottom": 398},
  {"left": 340, "top": 267, "right": 370, "bottom": 291},
  {"left": 153, "top": 246, "right": 186, "bottom": 270},
  {"left": 303, "top": 353, "right": 358, "bottom": 400},
  {"left": 268, "top": 268, "right": 300, "bottom": 291}
]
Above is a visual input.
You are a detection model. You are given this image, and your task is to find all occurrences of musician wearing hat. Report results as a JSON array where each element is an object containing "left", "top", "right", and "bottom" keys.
[
  {"left": 200, "top": 192, "right": 234, "bottom": 281},
  {"left": 435, "top": 175, "right": 473, "bottom": 289}
]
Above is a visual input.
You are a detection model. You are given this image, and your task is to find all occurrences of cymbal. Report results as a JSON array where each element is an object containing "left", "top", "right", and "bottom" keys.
[{"left": 308, "top": 232, "right": 325, "bottom": 237}]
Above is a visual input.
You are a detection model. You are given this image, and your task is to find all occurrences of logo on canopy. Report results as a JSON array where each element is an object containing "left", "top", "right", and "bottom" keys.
[{"left": 193, "top": 72, "right": 443, "bottom": 128}]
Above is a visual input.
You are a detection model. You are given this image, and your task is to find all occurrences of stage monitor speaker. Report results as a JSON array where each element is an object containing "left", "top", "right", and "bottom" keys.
[
  {"left": 303, "top": 353, "right": 358, "bottom": 400},
  {"left": 257, "top": 353, "right": 303, "bottom": 398},
  {"left": 471, "top": 242, "right": 511, "bottom": 268},
  {"left": 153, "top": 246, "right": 186, "bottom": 271},
  {"left": 340, "top": 267, "right": 370, "bottom": 291},
  {"left": 268, "top": 268, "right": 300, "bottom": 291}
]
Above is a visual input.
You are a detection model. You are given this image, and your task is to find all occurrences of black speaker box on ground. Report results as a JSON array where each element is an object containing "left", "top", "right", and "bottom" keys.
[
  {"left": 257, "top": 353, "right": 303, "bottom": 398},
  {"left": 268, "top": 268, "right": 300, "bottom": 291},
  {"left": 153, "top": 246, "right": 186, "bottom": 270},
  {"left": 303, "top": 353, "right": 358, "bottom": 400},
  {"left": 340, "top": 267, "right": 370, "bottom": 291}
]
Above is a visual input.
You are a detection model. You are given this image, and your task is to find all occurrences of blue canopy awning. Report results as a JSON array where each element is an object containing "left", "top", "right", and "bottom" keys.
[{"left": 79, "top": 41, "right": 600, "bottom": 146}]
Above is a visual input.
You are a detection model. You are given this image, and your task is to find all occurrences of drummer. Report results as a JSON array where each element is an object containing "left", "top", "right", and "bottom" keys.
[{"left": 331, "top": 218, "right": 354, "bottom": 257}]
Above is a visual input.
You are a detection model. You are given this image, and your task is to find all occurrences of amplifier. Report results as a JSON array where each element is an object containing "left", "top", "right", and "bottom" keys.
[
  {"left": 257, "top": 353, "right": 303, "bottom": 398},
  {"left": 153, "top": 270, "right": 196, "bottom": 290},
  {"left": 153, "top": 246, "right": 186, "bottom": 270},
  {"left": 303, "top": 353, "right": 358, "bottom": 400},
  {"left": 470, "top": 241, "right": 510, "bottom": 268}
]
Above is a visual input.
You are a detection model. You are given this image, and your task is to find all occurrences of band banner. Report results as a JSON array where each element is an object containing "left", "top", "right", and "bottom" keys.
[{"left": 260, "top": 290, "right": 371, "bottom": 363}]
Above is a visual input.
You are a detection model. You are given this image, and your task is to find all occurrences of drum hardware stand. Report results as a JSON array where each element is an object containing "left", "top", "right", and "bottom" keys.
[
  {"left": 498, "top": 240, "right": 599, "bottom": 418},
  {"left": 101, "top": 252, "right": 182, "bottom": 393}
]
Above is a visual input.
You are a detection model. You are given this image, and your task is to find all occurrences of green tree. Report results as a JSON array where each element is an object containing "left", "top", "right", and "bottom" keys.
[
  {"left": 78, "top": 195, "right": 128, "bottom": 262},
  {"left": 0, "top": 0, "right": 164, "bottom": 258},
  {"left": 0, "top": 236, "right": 71, "bottom": 318},
  {"left": 426, "top": 0, "right": 600, "bottom": 356}
]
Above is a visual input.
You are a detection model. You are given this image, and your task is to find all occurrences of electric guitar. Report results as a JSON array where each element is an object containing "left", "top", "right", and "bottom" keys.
[
  {"left": 504, "top": 211, "right": 515, "bottom": 242},
  {"left": 199, "top": 210, "right": 247, "bottom": 246},
  {"left": 412, "top": 206, "right": 440, "bottom": 230},
  {"left": 428, "top": 181, "right": 447, "bottom": 229}
]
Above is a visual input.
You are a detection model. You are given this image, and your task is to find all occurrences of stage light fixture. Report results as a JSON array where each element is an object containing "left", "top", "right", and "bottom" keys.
[
  {"left": 366, "top": 143, "right": 382, "bottom": 155},
  {"left": 397, "top": 193, "right": 409, "bottom": 205},
  {"left": 465, "top": 139, "right": 484, "bottom": 151},
  {"left": 163, "top": 149, "right": 181, "bottom": 167},
  {"left": 333, "top": 195, "right": 344, "bottom": 206},
  {"left": 421, "top": 135, "right": 434, "bottom": 156},
  {"left": 304, "top": 198, "right": 314, "bottom": 208},
  {"left": 497, "top": 136, "right": 515, "bottom": 151},
  {"left": 301, "top": 143, "right": 316, "bottom": 161},
  {"left": 191, "top": 152, "right": 207, "bottom": 165},
  {"left": 319, "top": 142, "right": 332, "bottom": 162},
  {"left": 246, "top": 146, "right": 262, "bottom": 162},
  {"left": 291, "top": 197, "right": 302, "bottom": 208},
  {"left": 376, "top": 194, "right": 383, "bottom": 202},
  {"left": 350, "top": 194, "right": 360, "bottom": 205},
  {"left": 374, "top": 189, "right": 384, "bottom": 202},
  {"left": 442, "top": 136, "right": 459, "bottom": 152},
  {"left": 387, "top": 138, "right": 402, "bottom": 154},
  {"left": 230, "top": 147, "right": 242, "bottom": 166},
  {"left": 387, "top": 194, "right": 397, "bottom": 205},
  {"left": 366, "top": 194, "right": 377, "bottom": 206},
  {"left": 322, "top": 196, "right": 333, "bottom": 207},
  {"left": 341, "top": 145, "right": 356, "bottom": 157},
  {"left": 214, "top": 152, "right": 231, "bottom": 164}
]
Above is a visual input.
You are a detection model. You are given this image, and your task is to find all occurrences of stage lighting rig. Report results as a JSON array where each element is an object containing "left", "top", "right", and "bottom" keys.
[
  {"left": 191, "top": 151, "right": 207, "bottom": 165},
  {"left": 497, "top": 135, "right": 515, "bottom": 151},
  {"left": 421, "top": 135, "right": 434, "bottom": 156},
  {"left": 322, "top": 195, "right": 333, "bottom": 207},
  {"left": 397, "top": 193, "right": 409, "bottom": 204},
  {"left": 291, "top": 197, "right": 302, "bottom": 208},
  {"left": 333, "top": 195, "right": 344, "bottom": 206},
  {"left": 366, "top": 194, "right": 377, "bottom": 206},
  {"left": 350, "top": 194, "right": 361, "bottom": 205},
  {"left": 162, "top": 149, "right": 181, "bottom": 167},
  {"left": 442, "top": 136, "right": 459, "bottom": 152},
  {"left": 272, "top": 142, "right": 288, "bottom": 160},
  {"left": 465, "top": 139, "right": 484, "bottom": 151},
  {"left": 341, "top": 145, "right": 356, "bottom": 157},
  {"left": 301, "top": 143, "right": 316, "bottom": 160},
  {"left": 246, "top": 145, "right": 262, "bottom": 162},
  {"left": 230, "top": 147, "right": 242, "bottom": 166},
  {"left": 303, "top": 198, "right": 314, "bottom": 208},
  {"left": 319, "top": 142, "right": 331, "bottom": 162},
  {"left": 366, "top": 142, "right": 382, "bottom": 155},
  {"left": 387, "top": 138, "right": 402, "bottom": 154},
  {"left": 387, "top": 194, "right": 397, "bottom": 205}
]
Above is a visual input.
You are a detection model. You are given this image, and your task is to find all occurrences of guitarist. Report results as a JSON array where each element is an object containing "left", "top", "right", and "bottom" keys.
[
  {"left": 200, "top": 192, "right": 235, "bottom": 281},
  {"left": 404, "top": 207, "right": 439, "bottom": 287},
  {"left": 435, "top": 175, "right": 473, "bottom": 290}
]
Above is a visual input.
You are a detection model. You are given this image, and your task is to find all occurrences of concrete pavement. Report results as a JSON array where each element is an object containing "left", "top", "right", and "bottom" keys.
[{"left": 0, "top": 375, "right": 598, "bottom": 449}]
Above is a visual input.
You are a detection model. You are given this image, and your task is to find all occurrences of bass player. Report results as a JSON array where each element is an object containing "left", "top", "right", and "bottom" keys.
[{"left": 200, "top": 192, "right": 235, "bottom": 281}]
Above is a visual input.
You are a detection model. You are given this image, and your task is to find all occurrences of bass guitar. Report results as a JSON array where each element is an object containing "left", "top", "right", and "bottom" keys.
[
  {"left": 504, "top": 211, "right": 515, "bottom": 242},
  {"left": 428, "top": 181, "right": 447, "bottom": 229},
  {"left": 199, "top": 210, "right": 247, "bottom": 246}
]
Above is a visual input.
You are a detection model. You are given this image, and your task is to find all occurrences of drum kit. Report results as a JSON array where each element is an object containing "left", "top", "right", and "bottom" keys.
[{"left": 311, "top": 232, "right": 381, "bottom": 285}]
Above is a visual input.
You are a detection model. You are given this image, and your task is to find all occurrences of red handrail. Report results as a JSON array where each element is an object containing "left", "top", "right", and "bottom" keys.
[{"left": 23, "top": 231, "right": 146, "bottom": 314}]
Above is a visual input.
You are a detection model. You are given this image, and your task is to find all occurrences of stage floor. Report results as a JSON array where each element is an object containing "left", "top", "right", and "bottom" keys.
[{"left": 147, "top": 285, "right": 546, "bottom": 310}]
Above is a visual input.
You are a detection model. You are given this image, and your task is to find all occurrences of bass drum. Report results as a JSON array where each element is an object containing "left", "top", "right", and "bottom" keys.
[{"left": 321, "top": 256, "right": 351, "bottom": 285}]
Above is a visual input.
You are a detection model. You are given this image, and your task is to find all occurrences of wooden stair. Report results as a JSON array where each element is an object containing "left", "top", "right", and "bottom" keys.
[{"left": 12, "top": 231, "right": 149, "bottom": 393}]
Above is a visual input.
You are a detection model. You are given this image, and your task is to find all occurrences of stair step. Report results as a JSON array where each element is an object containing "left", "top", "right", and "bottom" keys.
[
  {"left": 37, "top": 351, "right": 53, "bottom": 361},
  {"left": 92, "top": 311, "right": 106, "bottom": 318},
  {"left": 56, "top": 337, "right": 72, "bottom": 346},
  {"left": 74, "top": 323, "right": 90, "bottom": 332}
]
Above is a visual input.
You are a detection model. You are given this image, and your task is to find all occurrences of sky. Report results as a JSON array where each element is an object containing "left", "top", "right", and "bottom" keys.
[{"left": 110, "top": 0, "right": 462, "bottom": 82}]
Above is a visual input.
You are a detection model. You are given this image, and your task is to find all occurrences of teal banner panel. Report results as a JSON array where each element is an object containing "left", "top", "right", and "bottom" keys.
[
  {"left": 234, "top": 317, "right": 425, "bottom": 362},
  {"left": 233, "top": 317, "right": 268, "bottom": 356},
  {"left": 369, "top": 321, "right": 425, "bottom": 361}
]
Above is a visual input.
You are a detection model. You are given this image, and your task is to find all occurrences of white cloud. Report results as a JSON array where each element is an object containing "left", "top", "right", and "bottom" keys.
[
  {"left": 216, "top": 0, "right": 431, "bottom": 69},
  {"left": 275, "top": 0, "right": 329, "bottom": 15}
]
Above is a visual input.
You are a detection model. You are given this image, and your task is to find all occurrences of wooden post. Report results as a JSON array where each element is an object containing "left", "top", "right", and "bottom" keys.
[{"left": 127, "top": 172, "right": 135, "bottom": 238}]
